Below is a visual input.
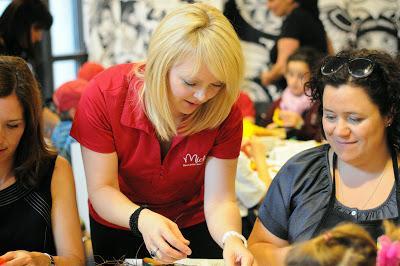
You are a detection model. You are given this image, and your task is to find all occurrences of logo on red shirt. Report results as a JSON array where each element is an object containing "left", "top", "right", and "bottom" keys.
[{"left": 183, "top": 153, "right": 206, "bottom": 167}]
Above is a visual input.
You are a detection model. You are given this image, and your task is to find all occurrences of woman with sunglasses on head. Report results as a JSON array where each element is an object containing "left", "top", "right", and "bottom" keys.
[
  {"left": 71, "top": 3, "right": 253, "bottom": 265},
  {"left": 248, "top": 49, "right": 400, "bottom": 265}
]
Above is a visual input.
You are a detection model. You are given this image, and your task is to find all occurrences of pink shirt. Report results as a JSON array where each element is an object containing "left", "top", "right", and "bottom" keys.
[{"left": 71, "top": 63, "right": 243, "bottom": 229}]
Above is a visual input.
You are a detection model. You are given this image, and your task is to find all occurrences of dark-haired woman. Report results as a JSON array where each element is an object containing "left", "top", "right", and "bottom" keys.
[
  {"left": 0, "top": 0, "right": 52, "bottom": 67},
  {"left": 0, "top": 56, "right": 84, "bottom": 265},
  {"left": 249, "top": 49, "right": 400, "bottom": 265},
  {"left": 0, "top": 0, "right": 58, "bottom": 137}
]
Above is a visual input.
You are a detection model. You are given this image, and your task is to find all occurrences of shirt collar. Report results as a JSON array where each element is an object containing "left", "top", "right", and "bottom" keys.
[{"left": 120, "top": 75, "right": 154, "bottom": 134}]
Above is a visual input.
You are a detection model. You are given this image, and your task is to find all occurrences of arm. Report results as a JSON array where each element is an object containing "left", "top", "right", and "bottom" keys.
[
  {"left": 51, "top": 156, "right": 85, "bottom": 265},
  {"left": 248, "top": 219, "right": 290, "bottom": 266},
  {"left": 261, "top": 38, "right": 299, "bottom": 86},
  {"left": 0, "top": 157, "right": 85, "bottom": 266},
  {"left": 204, "top": 157, "right": 253, "bottom": 266},
  {"left": 81, "top": 147, "right": 191, "bottom": 263}
]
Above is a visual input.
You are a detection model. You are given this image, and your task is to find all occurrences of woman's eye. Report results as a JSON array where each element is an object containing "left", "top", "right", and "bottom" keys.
[
  {"left": 348, "top": 116, "right": 362, "bottom": 123},
  {"left": 212, "top": 83, "right": 225, "bottom": 88},
  {"left": 7, "top": 124, "right": 19, "bottom": 129},
  {"left": 183, "top": 80, "right": 196, "bottom": 86},
  {"left": 324, "top": 114, "right": 336, "bottom": 121}
]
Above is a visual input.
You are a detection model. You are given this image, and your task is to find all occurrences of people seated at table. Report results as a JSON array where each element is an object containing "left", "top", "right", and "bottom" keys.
[
  {"left": 70, "top": 3, "right": 253, "bottom": 265},
  {"left": 0, "top": 56, "right": 84, "bottom": 265},
  {"left": 248, "top": 49, "right": 400, "bottom": 266},
  {"left": 51, "top": 79, "right": 88, "bottom": 163},
  {"left": 285, "top": 223, "right": 377, "bottom": 266},
  {"left": 264, "top": 47, "right": 322, "bottom": 141}
]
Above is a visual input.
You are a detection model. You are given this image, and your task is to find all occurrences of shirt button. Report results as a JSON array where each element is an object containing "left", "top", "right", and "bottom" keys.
[{"left": 351, "top": 210, "right": 357, "bottom": 216}]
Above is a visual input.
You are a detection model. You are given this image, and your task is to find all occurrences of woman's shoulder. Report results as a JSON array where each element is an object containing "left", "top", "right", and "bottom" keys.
[
  {"left": 90, "top": 63, "right": 137, "bottom": 90},
  {"left": 274, "top": 144, "right": 329, "bottom": 184}
]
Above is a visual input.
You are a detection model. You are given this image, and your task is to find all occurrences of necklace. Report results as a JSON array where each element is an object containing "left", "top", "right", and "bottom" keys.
[{"left": 338, "top": 160, "right": 388, "bottom": 210}]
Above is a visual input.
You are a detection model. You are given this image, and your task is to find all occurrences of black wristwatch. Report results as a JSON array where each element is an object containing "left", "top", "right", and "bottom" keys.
[
  {"left": 129, "top": 206, "right": 147, "bottom": 237},
  {"left": 44, "top": 253, "right": 55, "bottom": 266}
]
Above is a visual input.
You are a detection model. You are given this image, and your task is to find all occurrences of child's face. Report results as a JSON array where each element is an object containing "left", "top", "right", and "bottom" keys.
[{"left": 285, "top": 60, "right": 310, "bottom": 97}]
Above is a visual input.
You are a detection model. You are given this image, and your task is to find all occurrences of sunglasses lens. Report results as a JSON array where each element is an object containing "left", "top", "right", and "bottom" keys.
[
  {"left": 321, "top": 57, "right": 347, "bottom": 75},
  {"left": 348, "top": 58, "right": 374, "bottom": 78}
]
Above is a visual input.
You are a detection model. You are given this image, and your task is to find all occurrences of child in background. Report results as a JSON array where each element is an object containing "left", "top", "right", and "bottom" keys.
[
  {"left": 235, "top": 94, "right": 271, "bottom": 237},
  {"left": 236, "top": 137, "right": 271, "bottom": 238},
  {"left": 285, "top": 223, "right": 377, "bottom": 266},
  {"left": 51, "top": 79, "right": 88, "bottom": 162},
  {"left": 264, "top": 47, "right": 322, "bottom": 141},
  {"left": 237, "top": 91, "right": 256, "bottom": 122},
  {"left": 77, "top": 61, "right": 105, "bottom": 81}
]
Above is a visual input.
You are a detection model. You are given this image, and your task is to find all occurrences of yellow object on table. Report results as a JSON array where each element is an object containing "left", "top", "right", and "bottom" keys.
[
  {"left": 243, "top": 118, "right": 286, "bottom": 139},
  {"left": 272, "top": 108, "right": 284, "bottom": 127}
]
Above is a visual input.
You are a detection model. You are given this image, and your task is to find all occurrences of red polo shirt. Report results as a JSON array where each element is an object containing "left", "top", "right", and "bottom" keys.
[{"left": 71, "top": 63, "right": 243, "bottom": 230}]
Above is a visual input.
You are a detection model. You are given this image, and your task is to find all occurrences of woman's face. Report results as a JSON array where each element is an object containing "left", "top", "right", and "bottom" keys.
[
  {"left": 267, "top": 0, "right": 296, "bottom": 17},
  {"left": 322, "top": 84, "right": 390, "bottom": 166},
  {"left": 285, "top": 60, "right": 310, "bottom": 96},
  {"left": 168, "top": 58, "right": 224, "bottom": 118},
  {"left": 0, "top": 93, "right": 25, "bottom": 166}
]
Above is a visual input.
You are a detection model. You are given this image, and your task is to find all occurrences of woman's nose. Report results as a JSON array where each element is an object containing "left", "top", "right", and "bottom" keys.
[
  {"left": 334, "top": 119, "right": 350, "bottom": 137},
  {"left": 193, "top": 88, "right": 206, "bottom": 102}
]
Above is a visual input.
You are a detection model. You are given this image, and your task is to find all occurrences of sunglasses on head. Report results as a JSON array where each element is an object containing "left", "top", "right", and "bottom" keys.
[{"left": 320, "top": 57, "right": 375, "bottom": 78}]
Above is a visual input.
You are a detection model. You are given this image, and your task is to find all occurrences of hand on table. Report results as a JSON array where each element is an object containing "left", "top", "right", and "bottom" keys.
[
  {"left": 278, "top": 110, "right": 303, "bottom": 129},
  {"left": 223, "top": 237, "right": 254, "bottom": 266},
  {"left": 0, "top": 251, "right": 49, "bottom": 266},
  {"left": 138, "top": 209, "right": 191, "bottom": 264}
]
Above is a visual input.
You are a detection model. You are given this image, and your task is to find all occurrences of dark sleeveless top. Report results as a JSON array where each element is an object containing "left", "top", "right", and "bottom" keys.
[{"left": 0, "top": 156, "right": 57, "bottom": 255}]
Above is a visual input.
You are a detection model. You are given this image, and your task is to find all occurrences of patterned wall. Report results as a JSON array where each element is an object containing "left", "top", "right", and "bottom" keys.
[{"left": 83, "top": 0, "right": 400, "bottom": 103}]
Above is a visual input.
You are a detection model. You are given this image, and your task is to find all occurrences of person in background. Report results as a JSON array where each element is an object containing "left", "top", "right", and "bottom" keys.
[
  {"left": 236, "top": 91, "right": 256, "bottom": 123},
  {"left": 51, "top": 79, "right": 88, "bottom": 163},
  {"left": 0, "top": 0, "right": 58, "bottom": 139},
  {"left": 236, "top": 137, "right": 271, "bottom": 238},
  {"left": 0, "top": 56, "right": 84, "bottom": 265},
  {"left": 77, "top": 61, "right": 105, "bottom": 82},
  {"left": 249, "top": 49, "right": 400, "bottom": 265},
  {"left": 261, "top": 0, "right": 331, "bottom": 90},
  {"left": 264, "top": 47, "right": 322, "bottom": 141},
  {"left": 71, "top": 3, "right": 253, "bottom": 265},
  {"left": 285, "top": 223, "right": 377, "bottom": 266}
]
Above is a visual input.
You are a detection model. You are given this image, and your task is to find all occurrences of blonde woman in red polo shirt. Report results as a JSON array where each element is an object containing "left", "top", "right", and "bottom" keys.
[{"left": 71, "top": 3, "right": 253, "bottom": 265}]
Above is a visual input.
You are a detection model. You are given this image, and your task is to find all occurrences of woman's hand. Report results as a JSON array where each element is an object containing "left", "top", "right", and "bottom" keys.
[
  {"left": 0, "top": 251, "right": 49, "bottom": 266},
  {"left": 223, "top": 237, "right": 254, "bottom": 266},
  {"left": 138, "top": 209, "right": 192, "bottom": 264}
]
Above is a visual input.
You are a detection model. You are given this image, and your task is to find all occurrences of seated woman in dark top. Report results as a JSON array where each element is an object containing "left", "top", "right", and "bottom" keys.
[
  {"left": 0, "top": 56, "right": 84, "bottom": 265},
  {"left": 248, "top": 49, "right": 400, "bottom": 265}
]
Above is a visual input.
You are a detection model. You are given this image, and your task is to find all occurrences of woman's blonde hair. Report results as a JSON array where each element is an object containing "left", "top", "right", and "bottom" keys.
[
  {"left": 136, "top": 3, "right": 244, "bottom": 141},
  {"left": 285, "top": 223, "right": 377, "bottom": 266}
]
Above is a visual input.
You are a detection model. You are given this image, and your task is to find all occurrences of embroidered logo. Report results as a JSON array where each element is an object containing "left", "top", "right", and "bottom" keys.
[{"left": 182, "top": 153, "right": 206, "bottom": 167}]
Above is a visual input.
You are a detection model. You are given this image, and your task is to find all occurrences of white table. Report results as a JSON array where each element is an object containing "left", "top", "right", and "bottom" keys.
[{"left": 124, "top": 258, "right": 224, "bottom": 265}]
